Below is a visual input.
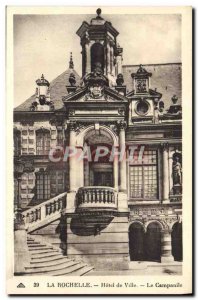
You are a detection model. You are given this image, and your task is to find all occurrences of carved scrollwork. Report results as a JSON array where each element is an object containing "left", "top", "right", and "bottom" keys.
[
  {"left": 118, "top": 108, "right": 125, "bottom": 116},
  {"left": 117, "top": 120, "right": 127, "bottom": 130},
  {"left": 68, "top": 121, "right": 77, "bottom": 131},
  {"left": 69, "top": 109, "right": 75, "bottom": 116}
]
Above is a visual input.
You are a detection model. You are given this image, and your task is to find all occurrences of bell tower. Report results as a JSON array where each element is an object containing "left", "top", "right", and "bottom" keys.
[{"left": 76, "top": 8, "right": 123, "bottom": 86}]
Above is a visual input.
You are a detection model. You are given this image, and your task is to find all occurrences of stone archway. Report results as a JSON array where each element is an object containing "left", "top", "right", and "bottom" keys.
[
  {"left": 145, "top": 222, "right": 161, "bottom": 262},
  {"left": 129, "top": 222, "right": 145, "bottom": 261},
  {"left": 171, "top": 222, "right": 182, "bottom": 261},
  {"left": 77, "top": 125, "right": 119, "bottom": 189}
]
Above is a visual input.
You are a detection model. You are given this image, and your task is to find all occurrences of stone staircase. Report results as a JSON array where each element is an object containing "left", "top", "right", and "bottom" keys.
[{"left": 24, "top": 236, "right": 94, "bottom": 276}]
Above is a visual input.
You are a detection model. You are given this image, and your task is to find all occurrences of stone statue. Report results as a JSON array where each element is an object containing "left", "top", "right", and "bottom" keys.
[{"left": 172, "top": 155, "right": 182, "bottom": 186}]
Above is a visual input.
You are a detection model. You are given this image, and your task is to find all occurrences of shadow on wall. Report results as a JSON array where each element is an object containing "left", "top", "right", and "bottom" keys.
[
  {"left": 55, "top": 212, "right": 67, "bottom": 255},
  {"left": 70, "top": 212, "right": 114, "bottom": 236}
]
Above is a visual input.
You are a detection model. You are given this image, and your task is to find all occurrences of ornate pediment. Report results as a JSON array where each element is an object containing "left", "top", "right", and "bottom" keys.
[
  {"left": 63, "top": 85, "right": 128, "bottom": 103},
  {"left": 127, "top": 88, "right": 162, "bottom": 100},
  {"left": 63, "top": 63, "right": 128, "bottom": 104}
]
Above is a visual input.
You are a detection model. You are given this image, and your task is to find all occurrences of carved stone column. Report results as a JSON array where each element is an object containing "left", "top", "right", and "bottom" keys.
[
  {"left": 76, "top": 146, "right": 84, "bottom": 188},
  {"left": 162, "top": 143, "right": 169, "bottom": 201},
  {"left": 161, "top": 229, "right": 174, "bottom": 263},
  {"left": 69, "top": 121, "right": 77, "bottom": 192},
  {"left": 14, "top": 211, "right": 30, "bottom": 273},
  {"left": 85, "top": 41, "right": 91, "bottom": 74},
  {"left": 113, "top": 147, "right": 119, "bottom": 190},
  {"left": 110, "top": 42, "right": 114, "bottom": 75},
  {"left": 119, "top": 121, "right": 127, "bottom": 192},
  {"left": 106, "top": 41, "right": 111, "bottom": 74}
]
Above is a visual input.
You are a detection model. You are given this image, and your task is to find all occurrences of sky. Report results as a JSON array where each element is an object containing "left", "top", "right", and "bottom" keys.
[{"left": 14, "top": 13, "right": 181, "bottom": 107}]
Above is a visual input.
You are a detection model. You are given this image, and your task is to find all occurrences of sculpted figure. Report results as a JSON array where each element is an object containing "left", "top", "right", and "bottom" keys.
[{"left": 172, "top": 155, "right": 182, "bottom": 185}]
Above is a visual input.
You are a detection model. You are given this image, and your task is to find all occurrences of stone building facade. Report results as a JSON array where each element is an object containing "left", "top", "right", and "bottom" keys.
[{"left": 14, "top": 9, "right": 182, "bottom": 272}]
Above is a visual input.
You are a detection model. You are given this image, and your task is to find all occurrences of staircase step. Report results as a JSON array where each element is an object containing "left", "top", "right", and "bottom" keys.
[
  {"left": 28, "top": 244, "right": 47, "bottom": 248},
  {"left": 29, "top": 257, "right": 73, "bottom": 268},
  {"left": 27, "top": 241, "right": 36, "bottom": 244},
  {"left": 45, "top": 263, "right": 88, "bottom": 276},
  {"left": 70, "top": 266, "right": 94, "bottom": 276},
  {"left": 31, "top": 249, "right": 59, "bottom": 255},
  {"left": 28, "top": 246, "right": 53, "bottom": 251},
  {"left": 30, "top": 253, "right": 64, "bottom": 262},
  {"left": 31, "top": 251, "right": 62, "bottom": 259},
  {"left": 25, "top": 260, "right": 82, "bottom": 274}
]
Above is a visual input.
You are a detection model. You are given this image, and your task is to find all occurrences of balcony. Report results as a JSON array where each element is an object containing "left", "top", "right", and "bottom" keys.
[{"left": 76, "top": 186, "right": 117, "bottom": 212}]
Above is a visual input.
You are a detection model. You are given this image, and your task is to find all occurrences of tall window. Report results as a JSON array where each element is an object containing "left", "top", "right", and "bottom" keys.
[
  {"left": 36, "top": 129, "right": 50, "bottom": 155},
  {"left": 50, "top": 170, "right": 65, "bottom": 197},
  {"left": 14, "top": 130, "right": 21, "bottom": 156},
  {"left": 36, "top": 169, "right": 50, "bottom": 201},
  {"left": 57, "top": 129, "right": 64, "bottom": 147},
  {"left": 91, "top": 43, "right": 104, "bottom": 72},
  {"left": 129, "top": 149, "right": 158, "bottom": 199}
]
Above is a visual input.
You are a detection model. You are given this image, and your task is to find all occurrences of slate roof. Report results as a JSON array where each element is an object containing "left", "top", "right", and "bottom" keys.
[
  {"left": 122, "top": 63, "right": 182, "bottom": 110},
  {"left": 14, "top": 68, "right": 81, "bottom": 112},
  {"left": 14, "top": 63, "right": 181, "bottom": 112}
]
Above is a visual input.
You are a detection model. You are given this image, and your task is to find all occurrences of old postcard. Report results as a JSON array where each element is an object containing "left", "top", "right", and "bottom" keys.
[{"left": 6, "top": 6, "right": 192, "bottom": 295}]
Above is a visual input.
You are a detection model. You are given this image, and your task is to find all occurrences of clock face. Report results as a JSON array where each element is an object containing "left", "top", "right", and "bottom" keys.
[
  {"left": 136, "top": 79, "right": 147, "bottom": 93},
  {"left": 135, "top": 100, "right": 150, "bottom": 116}
]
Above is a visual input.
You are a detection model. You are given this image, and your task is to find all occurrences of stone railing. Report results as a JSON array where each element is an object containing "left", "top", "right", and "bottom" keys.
[
  {"left": 77, "top": 186, "right": 117, "bottom": 209},
  {"left": 22, "top": 192, "right": 67, "bottom": 231}
]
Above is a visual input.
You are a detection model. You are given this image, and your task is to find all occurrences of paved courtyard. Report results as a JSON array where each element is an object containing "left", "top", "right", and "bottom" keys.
[{"left": 86, "top": 262, "right": 182, "bottom": 276}]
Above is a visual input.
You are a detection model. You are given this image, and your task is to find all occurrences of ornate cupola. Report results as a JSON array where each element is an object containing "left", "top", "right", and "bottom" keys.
[
  {"left": 76, "top": 8, "right": 123, "bottom": 86},
  {"left": 131, "top": 64, "right": 152, "bottom": 94}
]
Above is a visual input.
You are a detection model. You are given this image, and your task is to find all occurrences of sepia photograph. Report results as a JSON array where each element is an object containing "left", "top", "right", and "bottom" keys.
[{"left": 6, "top": 6, "right": 192, "bottom": 295}]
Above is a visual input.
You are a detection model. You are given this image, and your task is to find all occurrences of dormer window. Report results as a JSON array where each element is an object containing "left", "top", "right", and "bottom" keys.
[
  {"left": 132, "top": 64, "right": 152, "bottom": 94},
  {"left": 136, "top": 79, "right": 147, "bottom": 93},
  {"left": 30, "top": 74, "right": 54, "bottom": 111},
  {"left": 135, "top": 100, "right": 150, "bottom": 116}
]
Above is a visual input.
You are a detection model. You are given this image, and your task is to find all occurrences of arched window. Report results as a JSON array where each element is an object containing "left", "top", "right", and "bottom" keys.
[
  {"left": 91, "top": 43, "right": 104, "bottom": 72},
  {"left": 36, "top": 129, "right": 50, "bottom": 155}
]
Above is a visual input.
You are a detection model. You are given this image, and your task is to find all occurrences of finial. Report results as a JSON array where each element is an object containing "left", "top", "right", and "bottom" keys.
[
  {"left": 159, "top": 101, "right": 164, "bottom": 112},
  {"left": 172, "top": 95, "right": 178, "bottom": 104},
  {"left": 41, "top": 74, "right": 44, "bottom": 80},
  {"left": 116, "top": 74, "right": 124, "bottom": 86},
  {"left": 69, "top": 52, "right": 74, "bottom": 69},
  {"left": 96, "top": 8, "right": 102, "bottom": 17},
  {"left": 69, "top": 73, "right": 76, "bottom": 87}
]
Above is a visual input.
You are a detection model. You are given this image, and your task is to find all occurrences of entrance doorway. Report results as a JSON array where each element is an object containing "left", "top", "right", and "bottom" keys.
[
  {"left": 129, "top": 223, "right": 145, "bottom": 261},
  {"left": 145, "top": 222, "right": 161, "bottom": 262},
  {"left": 171, "top": 222, "right": 182, "bottom": 261},
  {"left": 89, "top": 163, "right": 113, "bottom": 187},
  {"left": 94, "top": 171, "right": 113, "bottom": 187}
]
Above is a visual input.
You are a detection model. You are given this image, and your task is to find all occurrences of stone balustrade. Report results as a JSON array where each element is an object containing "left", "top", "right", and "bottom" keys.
[
  {"left": 22, "top": 192, "right": 67, "bottom": 227},
  {"left": 77, "top": 186, "right": 117, "bottom": 209}
]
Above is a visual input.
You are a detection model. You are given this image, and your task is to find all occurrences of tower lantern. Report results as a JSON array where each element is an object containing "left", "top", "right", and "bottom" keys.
[{"left": 76, "top": 8, "right": 123, "bottom": 86}]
